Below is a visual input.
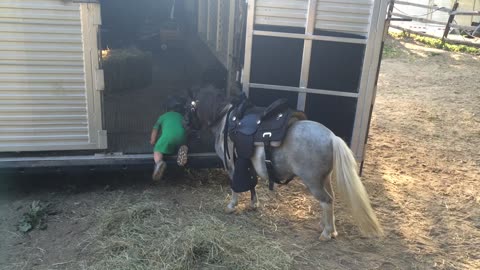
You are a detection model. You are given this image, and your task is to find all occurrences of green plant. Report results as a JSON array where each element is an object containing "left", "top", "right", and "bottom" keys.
[
  {"left": 388, "top": 31, "right": 480, "bottom": 55},
  {"left": 17, "top": 201, "right": 49, "bottom": 233}
]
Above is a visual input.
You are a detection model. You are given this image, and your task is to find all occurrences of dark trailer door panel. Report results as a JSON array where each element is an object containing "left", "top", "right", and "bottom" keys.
[{"left": 242, "top": 0, "right": 389, "bottom": 162}]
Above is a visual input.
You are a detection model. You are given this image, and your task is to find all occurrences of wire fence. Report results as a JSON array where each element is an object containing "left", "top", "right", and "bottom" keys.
[{"left": 388, "top": 0, "right": 480, "bottom": 47}]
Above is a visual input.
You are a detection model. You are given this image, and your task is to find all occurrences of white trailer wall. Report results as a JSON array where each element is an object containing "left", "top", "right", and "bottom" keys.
[{"left": 0, "top": 0, "right": 106, "bottom": 152}]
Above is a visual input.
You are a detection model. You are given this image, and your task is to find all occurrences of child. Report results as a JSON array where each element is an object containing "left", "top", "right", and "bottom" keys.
[{"left": 150, "top": 96, "right": 189, "bottom": 181}]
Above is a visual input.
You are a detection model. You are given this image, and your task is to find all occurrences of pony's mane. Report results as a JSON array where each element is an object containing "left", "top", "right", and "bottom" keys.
[{"left": 195, "top": 85, "right": 230, "bottom": 127}]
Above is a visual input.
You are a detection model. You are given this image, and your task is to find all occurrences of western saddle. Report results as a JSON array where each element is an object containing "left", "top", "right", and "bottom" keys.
[{"left": 224, "top": 94, "right": 307, "bottom": 192}]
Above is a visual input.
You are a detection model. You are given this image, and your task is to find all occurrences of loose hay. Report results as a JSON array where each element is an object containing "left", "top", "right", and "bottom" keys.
[{"left": 89, "top": 202, "right": 294, "bottom": 270}]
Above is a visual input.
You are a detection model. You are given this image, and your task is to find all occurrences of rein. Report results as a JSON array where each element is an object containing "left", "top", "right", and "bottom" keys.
[
  {"left": 208, "top": 105, "right": 232, "bottom": 128},
  {"left": 196, "top": 102, "right": 233, "bottom": 170}
]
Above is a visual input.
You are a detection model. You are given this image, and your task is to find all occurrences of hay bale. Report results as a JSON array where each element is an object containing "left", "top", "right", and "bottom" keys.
[{"left": 102, "top": 48, "right": 153, "bottom": 91}]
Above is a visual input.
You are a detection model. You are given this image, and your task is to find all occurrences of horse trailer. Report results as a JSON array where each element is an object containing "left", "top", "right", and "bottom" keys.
[{"left": 0, "top": 0, "right": 389, "bottom": 171}]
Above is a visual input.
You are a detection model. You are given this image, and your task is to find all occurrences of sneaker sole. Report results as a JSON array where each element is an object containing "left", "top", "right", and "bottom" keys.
[
  {"left": 152, "top": 162, "right": 167, "bottom": 181},
  {"left": 177, "top": 145, "right": 189, "bottom": 166}
]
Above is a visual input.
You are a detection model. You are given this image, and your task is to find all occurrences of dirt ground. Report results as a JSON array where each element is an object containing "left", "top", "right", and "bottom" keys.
[{"left": 0, "top": 38, "right": 479, "bottom": 270}]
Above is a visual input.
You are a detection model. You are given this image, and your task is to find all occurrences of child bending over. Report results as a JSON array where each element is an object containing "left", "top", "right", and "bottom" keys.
[{"left": 150, "top": 97, "right": 188, "bottom": 181}]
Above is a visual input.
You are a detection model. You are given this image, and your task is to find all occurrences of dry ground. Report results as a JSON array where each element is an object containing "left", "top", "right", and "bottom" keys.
[{"left": 0, "top": 38, "right": 479, "bottom": 269}]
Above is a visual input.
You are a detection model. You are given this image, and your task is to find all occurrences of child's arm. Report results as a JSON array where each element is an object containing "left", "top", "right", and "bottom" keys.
[
  {"left": 150, "top": 128, "right": 159, "bottom": 145},
  {"left": 151, "top": 115, "right": 163, "bottom": 145}
]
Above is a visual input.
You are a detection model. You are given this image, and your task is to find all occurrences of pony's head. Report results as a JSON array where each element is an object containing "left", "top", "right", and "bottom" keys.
[{"left": 186, "top": 85, "right": 229, "bottom": 129}]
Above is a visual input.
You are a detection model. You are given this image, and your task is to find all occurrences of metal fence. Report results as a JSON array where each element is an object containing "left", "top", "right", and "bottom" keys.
[{"left": 389, "top": 0, "right": 480, "bottom": 46}]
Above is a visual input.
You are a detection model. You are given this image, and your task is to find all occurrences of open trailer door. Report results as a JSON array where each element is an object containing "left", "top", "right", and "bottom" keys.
[
  {"left": 241, "top": 0, "right": 389, "bottom": 162},
  {"left": 0, "top": 0, "right": 106, "bottom": 152}
]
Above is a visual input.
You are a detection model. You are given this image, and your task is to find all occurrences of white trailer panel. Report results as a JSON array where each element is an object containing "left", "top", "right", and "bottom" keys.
[{"left": 0, "top": 0, "right": 106, "bottom": 152}]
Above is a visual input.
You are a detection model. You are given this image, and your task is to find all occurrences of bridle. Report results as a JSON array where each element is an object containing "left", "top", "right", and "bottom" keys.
[
  {"left": 188, "top": 100, "right": 231, "bottom": 128},
  {"left": 185, "top": 100, "right": 201, "bottom": 131},
  {"left": 189, "top": 99, "right": 234, "bottom": 170},
  {"left": 209, "top": 105, "right": 232, "bottom": 128}
]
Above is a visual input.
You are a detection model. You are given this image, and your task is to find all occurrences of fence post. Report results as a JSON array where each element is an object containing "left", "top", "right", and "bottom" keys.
[
  {"left": 442, "top": 0, "right": 459, "bottom": 44},
  {"left": 427, "top": 0, "right": 435, "bottom": 21},
  {"left": 384, "top": 0, "right": 395, "bottom": 38}
]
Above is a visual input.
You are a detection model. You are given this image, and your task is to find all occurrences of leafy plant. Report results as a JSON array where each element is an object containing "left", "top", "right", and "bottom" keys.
[
  {"left": 389, "top": 31, "right": 480, "bottom": 55},
  {"left": 17, "top": 201, "right": 50, "bottom": 233}
]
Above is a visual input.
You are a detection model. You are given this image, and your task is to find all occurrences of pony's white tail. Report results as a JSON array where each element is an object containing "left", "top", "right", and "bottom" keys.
[{"left": 331, "top": 135, "right": 383, "bottom": 237}]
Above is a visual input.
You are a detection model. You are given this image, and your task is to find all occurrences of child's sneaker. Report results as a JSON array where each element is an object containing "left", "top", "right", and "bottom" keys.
[
  {"left": 177, "top": 145, "right": 188, "bottom": 166},
  {"left": 152, "top": 161, "right": 167, "bottom": 181}
]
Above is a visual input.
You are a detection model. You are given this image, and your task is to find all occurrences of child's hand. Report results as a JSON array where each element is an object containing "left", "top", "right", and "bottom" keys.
[{"left": 150, "top": 138, "right": 156, "bottom": 145}]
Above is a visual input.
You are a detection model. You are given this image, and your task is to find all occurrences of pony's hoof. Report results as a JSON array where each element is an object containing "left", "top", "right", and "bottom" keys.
[
  {"left": 319, "top": 234, "right": 332, "bottom": 241},
  {"left": 319, "top": 230, "right": 335, "bottom": 241},
  {"left": 248, "top": 204, "right": 258, "bottom": 211},
  {"left": 224, "top": 206, "right": 236, "bottom": 214},
  {"left": 319, "top": 228, "right": 338, "bottom": 240}
]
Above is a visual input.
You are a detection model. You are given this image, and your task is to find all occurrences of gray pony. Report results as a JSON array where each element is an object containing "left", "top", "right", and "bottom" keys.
[{"left": 191, "top": 86, "right": 383, "bottom": 240}]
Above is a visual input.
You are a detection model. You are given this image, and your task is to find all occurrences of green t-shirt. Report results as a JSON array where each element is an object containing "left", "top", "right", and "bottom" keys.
[
  {"left": 153, "top": 111, "right": 186, "bottom": 154},
  {"left": 153, "top": 111, "right": 186, "bottom": 138}
]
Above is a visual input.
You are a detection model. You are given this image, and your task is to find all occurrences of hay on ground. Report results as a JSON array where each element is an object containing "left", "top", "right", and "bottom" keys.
[{"left": 88, "top": 202, "right": 295, "bottom": 270}]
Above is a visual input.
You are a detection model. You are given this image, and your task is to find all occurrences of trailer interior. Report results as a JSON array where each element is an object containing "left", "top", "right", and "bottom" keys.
[{"left": 99, "top": 0, "right": 227, "bottom": 155}]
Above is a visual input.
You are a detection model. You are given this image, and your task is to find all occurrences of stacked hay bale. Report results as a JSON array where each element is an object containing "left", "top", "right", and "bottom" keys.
[{"left": 102, "top": 48, "right": 153, "bottom": 91}]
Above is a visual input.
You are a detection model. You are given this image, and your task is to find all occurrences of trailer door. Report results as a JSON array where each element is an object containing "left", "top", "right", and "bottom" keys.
[
  {"left": 242, "top": 0, "right": 388, "bottom": 161},
  {"left": 0, "top": 0, "right": 106, "bottom": 152}
]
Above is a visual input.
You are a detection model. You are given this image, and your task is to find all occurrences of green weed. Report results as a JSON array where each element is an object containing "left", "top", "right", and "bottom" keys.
[{"left": 389, "top": 31, "right": 480, "bottom": 55}]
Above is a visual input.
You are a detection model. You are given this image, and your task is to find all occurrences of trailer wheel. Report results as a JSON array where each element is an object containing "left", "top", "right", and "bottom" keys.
[{"left": 161, "top": 44, "right": 168, "bottom": 50}]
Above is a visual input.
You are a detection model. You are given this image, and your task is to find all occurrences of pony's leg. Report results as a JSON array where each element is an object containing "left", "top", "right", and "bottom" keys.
[
  {"left": 249, "top": 188, "right": 258, "bottom": 210},
  {"left": 225, "top": 191, "right": 239, "bottom": 213},
  {"left": 323, "top": 175, "right": 338, "bottom": 238},
  {"left": 308, "top": 175, "right": 336, "bottom": 240}
]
